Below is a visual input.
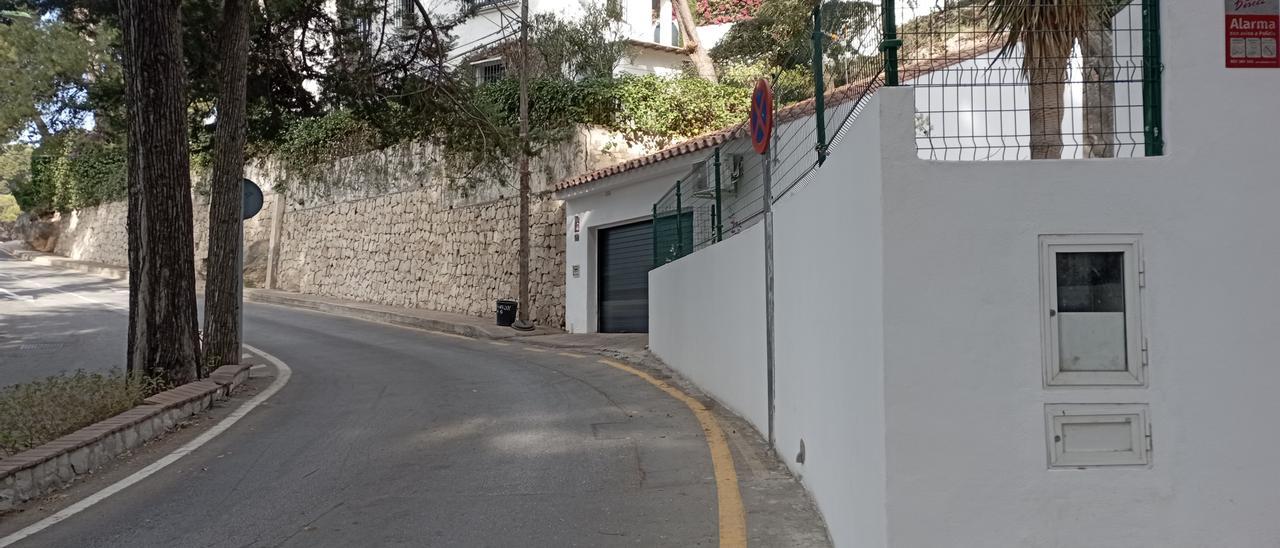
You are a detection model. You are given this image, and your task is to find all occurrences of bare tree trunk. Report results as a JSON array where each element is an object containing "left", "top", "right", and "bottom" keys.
[
  {"left": 673, "top": 0, "right": 717, "bottom": 82},
  {"left": 1081, "top": 26, "right": 1116, "bottom": 158},
  {"left": 1027, "top": 51, "right": 1070, "bottom": 160},
  {"left": 119, "top": 0, "right": 201, "bottom": 385},
  {"left": 203, "top": 0, "right": 251, "bottom": 366}
]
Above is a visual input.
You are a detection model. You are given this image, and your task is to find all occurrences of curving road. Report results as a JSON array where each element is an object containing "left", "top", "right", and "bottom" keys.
[{"left": 0, "top": 256, "right": 783, "bottom": 547}]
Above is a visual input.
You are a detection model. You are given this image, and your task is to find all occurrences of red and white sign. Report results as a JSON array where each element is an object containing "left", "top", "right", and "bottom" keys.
[{"left": 1226, "top": 0, "right": 1279, "bottom": 68}]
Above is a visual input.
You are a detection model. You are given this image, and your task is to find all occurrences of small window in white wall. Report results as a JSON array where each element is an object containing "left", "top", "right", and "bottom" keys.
[
  {"left": 1040, "top": 235, "right": 1145, "bottom": 386},
  {"left": 1046, "top": 404, "right": 1151, "bottom": 468}
]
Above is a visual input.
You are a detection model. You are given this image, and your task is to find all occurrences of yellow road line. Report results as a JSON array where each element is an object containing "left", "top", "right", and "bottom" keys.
[
  {"left": 557, "top": 351, "right": 587, "bottom": 359},
  {"left": 597, "top": 359, "right": 747, "bottom": 548}
]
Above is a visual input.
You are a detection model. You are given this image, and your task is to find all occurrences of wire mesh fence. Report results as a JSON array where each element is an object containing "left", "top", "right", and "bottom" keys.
[{"left": 893, "top": 0, "right": 1162, "bottom": 160}]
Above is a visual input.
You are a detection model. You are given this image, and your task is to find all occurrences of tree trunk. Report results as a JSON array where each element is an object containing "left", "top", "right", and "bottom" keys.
[
  {"left": 119, "top": 0, "right": 201, "bottom": 385},
  {"left": 673, "top": 0, "right": 717, "bottom": 82},
  {"left": 1081, "top": 26, "right": 1116, "bottom": 158},
  {"left": 1026, "top": 50, "right": 1070, "bottom": 160},
  {"left": 203, "top": 0, "right": 251, "bottom": 367}
]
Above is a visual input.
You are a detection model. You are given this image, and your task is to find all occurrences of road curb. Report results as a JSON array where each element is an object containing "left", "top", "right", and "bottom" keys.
[
  {"left": 245, "top": 289, "right": 559, "bottom": 340},
  {"left": 0, "top": 364, "right": 252, "bottom": 512},
  {"left": 3, "top": 249, "right": 128, "bottom": 280}
]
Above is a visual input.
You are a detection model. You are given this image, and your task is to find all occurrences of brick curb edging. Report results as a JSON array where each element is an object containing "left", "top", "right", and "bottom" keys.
[{"left": 0, "top": 363, "right": 253, "bottom": 511}]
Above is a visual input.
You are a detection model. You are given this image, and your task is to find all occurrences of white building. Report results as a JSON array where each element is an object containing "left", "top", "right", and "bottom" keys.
[
  {"left": 554, "top": 3, "right": 1280, "bottom": 546},
  {"left": 444, "top": 0, "right": 734, "bottom": 81}
]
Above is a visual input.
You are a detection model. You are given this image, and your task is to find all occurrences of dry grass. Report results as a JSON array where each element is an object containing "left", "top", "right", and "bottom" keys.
[{"left": 0, "top": 370, "right": 165, "bottom": 458}]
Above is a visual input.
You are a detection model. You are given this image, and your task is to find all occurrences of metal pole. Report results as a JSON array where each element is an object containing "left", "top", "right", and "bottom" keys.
[
  {"left": 652, "top": 203, "right": 659, "bottom": 267},
  {"left": 674, "top": 180, "right": 683, "bottom": 258},
  {"left": 236, "top": 213, "right": 243, "bottom": 359},
  {"left": 881, "top": 0, "right": 901, "bottom": 86},
  {"left": 812, "top": 6, "right": 828, "bottom": 164},
  {"left": 762, "top": 146, "right": 776, "bottom": 451},
  {"left": 1142, "top": 0, "right": 1163, "bottom": 157},
  {"left": 513, "top": 0, "right": 533, "bottom": 329},
  {"left": 713, "top": 148, "right": 723, "bottom": 242}
]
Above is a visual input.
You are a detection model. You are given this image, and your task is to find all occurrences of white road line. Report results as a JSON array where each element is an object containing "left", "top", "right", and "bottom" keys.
[
  {"left": 0, "top": 344, "right": 293, "bottom": 548},
  {"left": 1, "top": 275, "right": 128, "bottom": 313},
  {"left": 0, "top": 287, "right": 32, "bottom": 302}
]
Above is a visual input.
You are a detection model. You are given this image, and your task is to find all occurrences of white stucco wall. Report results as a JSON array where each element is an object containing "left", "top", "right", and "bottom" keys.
[
  {"left": 560, "top": 165, "right": 690, "bottom": 333},
  {"left": 771, "top": 97, "right": 886, "bottom": 548},
  {"left": 879, "top": 2, "right": 1280, "bottom": 537},
  {"left": 583, "top": 6, "right": 1280, "bottom": 547},
  {"left": 648, "top": 222, "right": 767, "bottom": 430}
]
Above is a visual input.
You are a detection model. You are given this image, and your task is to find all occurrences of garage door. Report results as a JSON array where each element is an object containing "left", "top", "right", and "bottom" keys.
[{"left": 598, "top": 221, "right": 653, "bottom": 333}]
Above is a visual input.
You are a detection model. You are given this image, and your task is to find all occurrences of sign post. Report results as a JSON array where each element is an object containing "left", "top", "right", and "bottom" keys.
[
  {"left": 750, "top": 79, "right": 778, "bottom": 449},
  {"left": 1226, "top": 0, "right": 1279, "bottom": 68},
  {"left": 239, "top": 179, "right": 264, "bottom": 357}
]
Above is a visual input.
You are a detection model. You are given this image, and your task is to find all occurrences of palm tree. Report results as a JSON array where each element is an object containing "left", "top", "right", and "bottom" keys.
[{"left": 983, "top": 0, "right": 1110, "bottom": 159}]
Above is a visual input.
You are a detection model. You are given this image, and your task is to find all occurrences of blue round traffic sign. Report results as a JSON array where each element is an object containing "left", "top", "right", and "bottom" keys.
[{"left": 242, "top": 178, "right": 263, "bottom": 220}]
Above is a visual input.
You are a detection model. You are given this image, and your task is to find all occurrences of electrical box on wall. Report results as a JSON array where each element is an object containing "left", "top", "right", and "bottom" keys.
[
  {"left": 572, "top": 265, "right": 580, "bottom": 278},
  {"left": 1046, "top": 404, "right": 1151, "bottom": 469}
]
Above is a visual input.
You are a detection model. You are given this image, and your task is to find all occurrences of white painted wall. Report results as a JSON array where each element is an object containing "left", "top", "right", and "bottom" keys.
[
  {"left": 560, "top": 164, "right": 691, "bottom": 333},
  {"left": 879, "top": 7, "right": 1280, "bottom": 536},
  {"left": 771, "top": 96, "right": 886, "bottom": 548},
  {"left": 642, "top": 4, "right": 1280, "bottom": 547},
  {"left": 648, "top": 222, "right": 768, "bottom": 429}
]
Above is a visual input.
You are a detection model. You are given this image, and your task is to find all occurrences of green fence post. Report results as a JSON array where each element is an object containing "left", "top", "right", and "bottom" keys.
[
  {"left": 812, "top": 6, "right": 828, "bottom": 164},
  {"left": 652, "top": 203, "right": 658, "bottom": 267},
  {"left": 1142, "top": 0, "right": 1164, "bottom": 156},
  {"left": 881, "top": 0, "right": 901, "bottom": 86},
  {"left": 674, "top": 180, "right": 683, "bottom": 258},
  {"left": 713, "top": 147, "right": 723, "bottom": 242}
]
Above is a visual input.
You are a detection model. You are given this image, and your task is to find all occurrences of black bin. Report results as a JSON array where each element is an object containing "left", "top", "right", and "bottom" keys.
[{"left": 496, "top": 299, "right": 518, "bottom": 326}]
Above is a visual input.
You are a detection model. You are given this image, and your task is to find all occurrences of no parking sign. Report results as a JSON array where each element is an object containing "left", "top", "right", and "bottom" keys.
[{"left": 750, "top": 79, "right": 773, "bottom": 155}]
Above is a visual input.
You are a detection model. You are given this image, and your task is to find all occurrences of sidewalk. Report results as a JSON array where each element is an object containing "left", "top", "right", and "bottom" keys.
[{"left": 0, "top": 243, "right": 129, "bottom": 280}]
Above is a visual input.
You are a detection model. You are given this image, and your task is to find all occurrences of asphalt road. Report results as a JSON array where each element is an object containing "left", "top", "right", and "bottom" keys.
[
  {"left": 0, "top": 255, "right": 129, "bottom": 387},
  {"left": 0, "top": 258, "right": 729, "bottom": 547}
]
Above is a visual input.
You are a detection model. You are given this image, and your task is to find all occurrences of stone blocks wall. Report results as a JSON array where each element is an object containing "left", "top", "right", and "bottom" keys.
[
  {"left": 52, "top": 200, "right": 128, "bottom": 265},
  {"left": 274, "top": 190, "right": 565, "bottom": 328}
]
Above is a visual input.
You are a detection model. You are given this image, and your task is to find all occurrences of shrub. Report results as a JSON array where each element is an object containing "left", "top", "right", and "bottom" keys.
[
  {"left": 17, "top": 133, "right": 126, "bottom": 214},
  {"left": 0, "top": 370, "right": 163, "bottom": 457}
]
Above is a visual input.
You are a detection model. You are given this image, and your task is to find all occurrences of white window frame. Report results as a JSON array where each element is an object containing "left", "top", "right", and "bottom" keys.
[
  {"left": 472, "top": 58, "right": 505, "bottom": 85},
  {"left": 1039, "top": 234, "right": 1145, "bottom": 387},
  {"left": 1045, "top": 404, "right": 1151, "bottom": 469}
]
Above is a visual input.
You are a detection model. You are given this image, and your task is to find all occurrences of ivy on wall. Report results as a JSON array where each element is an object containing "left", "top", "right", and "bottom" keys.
[{"left": 17, "top": 133, "right": 126, "bottom": 214}]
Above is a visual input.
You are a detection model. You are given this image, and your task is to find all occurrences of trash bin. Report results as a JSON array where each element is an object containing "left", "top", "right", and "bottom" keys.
[{"left": 496, "top": 299, "right": 518, "bottom": 327}]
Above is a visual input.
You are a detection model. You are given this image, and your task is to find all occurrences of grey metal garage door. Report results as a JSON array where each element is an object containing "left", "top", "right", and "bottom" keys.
[{"left": 598, "top": 221, "right": 653, "bottom": 333}]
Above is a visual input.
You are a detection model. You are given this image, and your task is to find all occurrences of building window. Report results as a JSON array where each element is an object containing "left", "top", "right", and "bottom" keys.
[
  {"left": 466, "top": 0, "right": 515, "bottom": 12},
  {"left": 398, "top": 0, "right": 417, "bottom": 29},
  {"left": 474, "top": 59, "right": 506, "bottom": 84},
  {"left": 1040, "top": 234, "right": 1145, "bottom": 386}
]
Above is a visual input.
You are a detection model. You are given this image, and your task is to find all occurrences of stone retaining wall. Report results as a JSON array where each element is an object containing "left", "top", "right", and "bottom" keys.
[{"left": 24, "top": 128, "right": 641, "bottom": 329}]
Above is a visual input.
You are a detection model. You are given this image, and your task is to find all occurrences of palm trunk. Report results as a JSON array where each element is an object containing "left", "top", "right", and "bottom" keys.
[
  {"left": 1081, "top": 26, "right": 1116, "bottom": 158},
  {"left": 119, "top": 0, "right": 201, "bottom": 385},
  {"left": 203, "top": 0, "right": 252, "bottom": 367},
  {"left": 673, "top": 0, "right": 717, "bottom": 82},
  {"left": 1027, "top": 50, "right": 1071, "bottom": 160}
]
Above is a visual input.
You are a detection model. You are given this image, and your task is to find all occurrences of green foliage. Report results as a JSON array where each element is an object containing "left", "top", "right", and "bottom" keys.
[
  {"left": 17, "top": 132, "right": 126, "bottom": 214},
  {"left": 0, "top": 144, "right": 33, "bottom": 194},
  {"left": 712, "top": 0, "right": 880, "bottom": 103},
  {"left": 689, "top": 0, "right": 763, "bottom": 25},
  {"left": 272, "top": 109, "right": 383, "bottom": 193},
  {"left": 609, "top": 75, "right": 750, "bottom": 148},
  {"left": 0, "top": 369, "right": 163, "bottom": 457},
  {"left": 0, "top": 9, "right": 121, "bottom": 142},
  {"left": 531, "top": 4, "right": 630, "bottom": 80},
  {"left": 0, "top": 194, "right": 20, "bottom": 222}
]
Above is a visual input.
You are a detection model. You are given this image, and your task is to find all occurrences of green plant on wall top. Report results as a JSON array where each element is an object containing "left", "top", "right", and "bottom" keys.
[{"left": 16, "top": 133, "right": 125, "bottom": 215}]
